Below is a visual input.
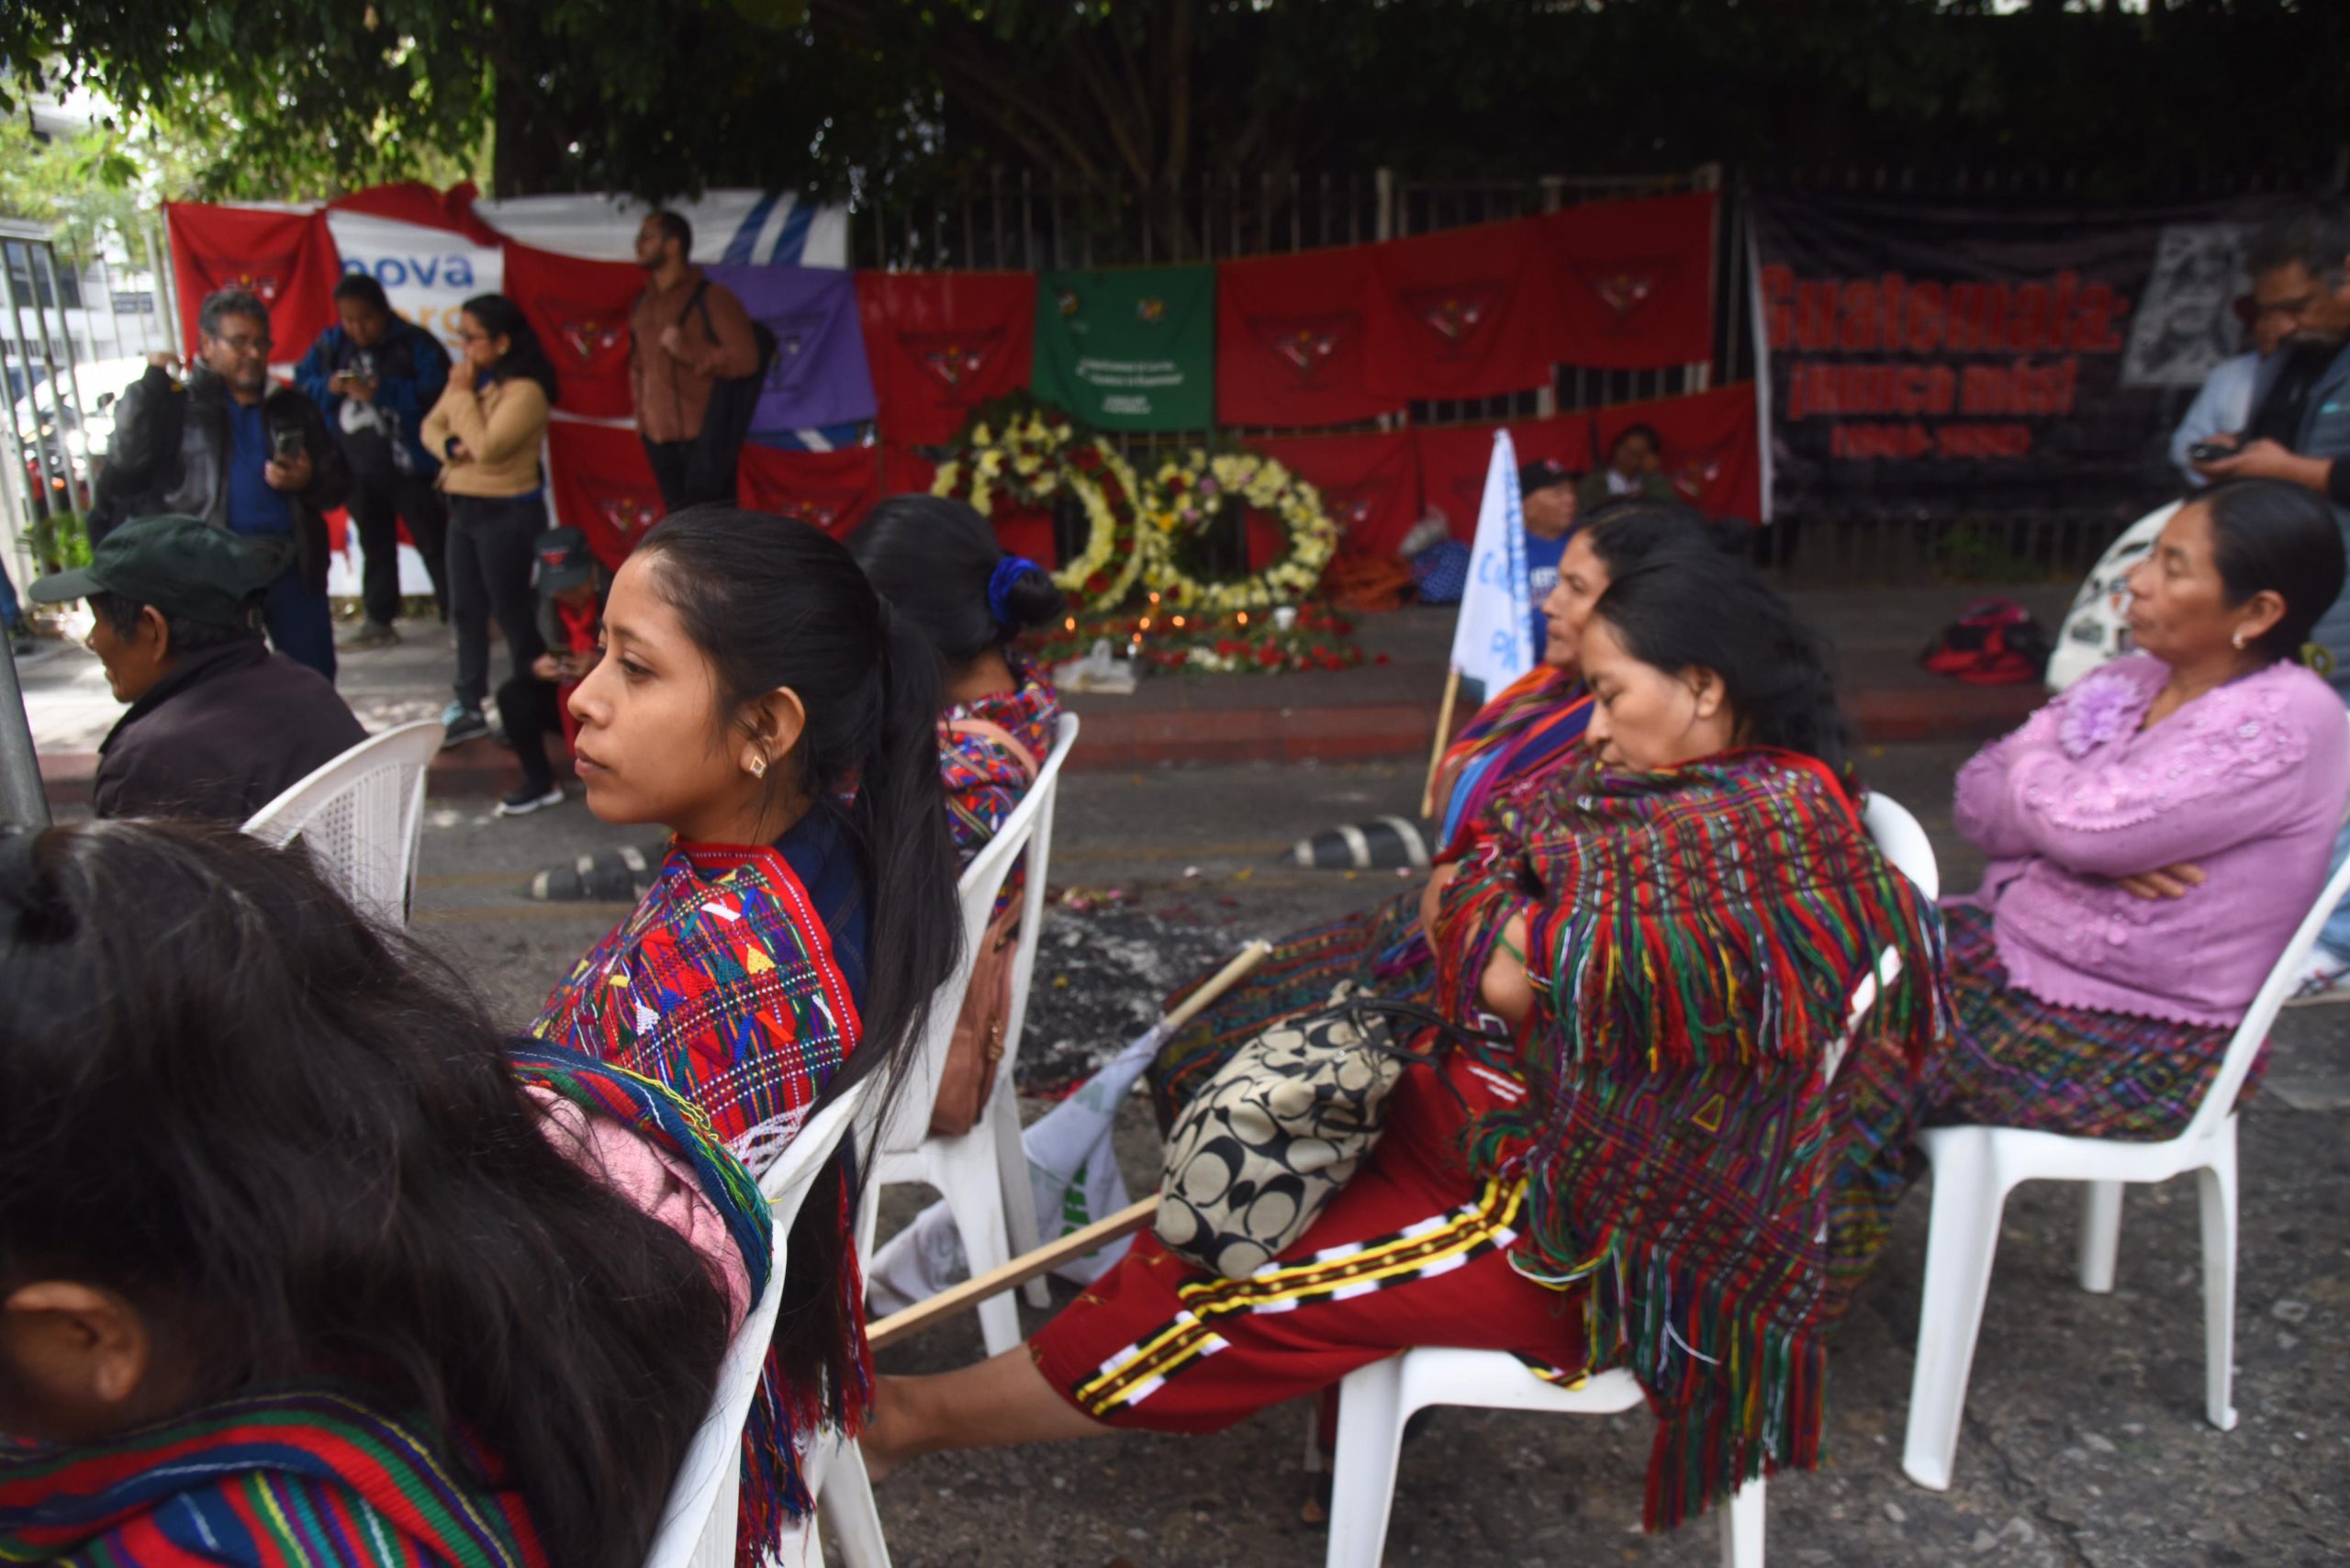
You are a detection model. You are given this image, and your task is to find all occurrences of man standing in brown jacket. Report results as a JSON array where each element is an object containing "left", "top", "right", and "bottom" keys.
[{"left": 629, "top": 210, "right": 762, "bottom": 513}]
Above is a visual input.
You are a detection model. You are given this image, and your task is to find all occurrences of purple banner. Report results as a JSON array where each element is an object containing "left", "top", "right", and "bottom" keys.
[{"left": 706, "top": 263, "right": 877, "bottom": 431}]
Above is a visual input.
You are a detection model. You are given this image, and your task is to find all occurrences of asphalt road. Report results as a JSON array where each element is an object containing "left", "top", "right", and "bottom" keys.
[{"left": 408, "top": 749, "right": 2350, "bottom": 1568}]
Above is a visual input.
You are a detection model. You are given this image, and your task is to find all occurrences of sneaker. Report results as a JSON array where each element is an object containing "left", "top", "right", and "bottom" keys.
[
  {"left": 441, "top": 703, "right": 490, "bottom": 747},
  {"left": 338, "top": 620, "right": 401, "bottom": 651},
  {"left": 2288, "top": 946, "right": 2350, "bottom": 1003},
  {"left": 495, "top": 784, "right": 565, "bottom": 817}
]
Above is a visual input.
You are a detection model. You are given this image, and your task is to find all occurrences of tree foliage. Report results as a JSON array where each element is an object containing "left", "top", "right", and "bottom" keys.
[{"left": 5, "top": 0, "right": 2345, "bottom": 214}]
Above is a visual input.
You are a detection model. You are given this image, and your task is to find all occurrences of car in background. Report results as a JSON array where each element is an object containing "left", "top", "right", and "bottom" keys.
[
  {"left": 2045, "top": 501, "right": 2177, "bottom": 692},
  {"left": 9, "top": 356, "right": 143, "bottom": 510}
]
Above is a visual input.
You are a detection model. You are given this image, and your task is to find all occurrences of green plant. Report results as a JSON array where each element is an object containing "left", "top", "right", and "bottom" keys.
[{"left": 30, "top": 510, "right": 92, "bottom": 573}]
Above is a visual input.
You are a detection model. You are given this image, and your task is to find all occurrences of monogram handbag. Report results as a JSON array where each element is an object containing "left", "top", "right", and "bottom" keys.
[{"left": 1154, "top": 988, "right": 1497, "bottom": 1280}]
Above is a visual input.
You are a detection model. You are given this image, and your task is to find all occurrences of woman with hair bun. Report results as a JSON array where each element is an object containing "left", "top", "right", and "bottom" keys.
[{"left": 849, "top": 494, "right": 1067, "bottom": 876}]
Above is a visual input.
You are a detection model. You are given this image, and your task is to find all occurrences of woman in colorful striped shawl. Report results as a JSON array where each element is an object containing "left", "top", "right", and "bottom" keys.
[
  {"left": 528, "top": 509, "right": 963, "bottom": 1525},
  {"left": 0, "top": 821, "right": 768, "bottom": 1568},
  {"left": 1147, "top": 500, "right": 1743, "bottom": 1128},
  {"left": 856, "top": 546, "right": 1950, "bottom": 1539}
]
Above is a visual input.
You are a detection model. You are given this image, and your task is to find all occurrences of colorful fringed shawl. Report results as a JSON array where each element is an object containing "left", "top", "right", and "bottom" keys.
[
  {"left": 507, "top": 1046, "right": 801, "bottom": 1563},
  {"left": 0, "top": 1389, "right": 545, "bottom": 1568},
  {"left": 526, "top": 841, "right": 869, "bottom": 1536},
  {"left": 939, "top": 656, "right": 1061, "bottom": 870},
  {"left": 1435, "top": 748, "right": 1952, "bottom": 1529},
  {"left": 1431, "top": 665, "right": 1595, "bottom": 856},
  {"left": 1147, "top": 669, "right": 1591, "bottom": 1127}
]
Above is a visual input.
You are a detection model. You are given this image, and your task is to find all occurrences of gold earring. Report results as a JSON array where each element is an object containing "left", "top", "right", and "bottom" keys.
[{"left": 748, "top": 756, "right": 768, "bottom": 778}]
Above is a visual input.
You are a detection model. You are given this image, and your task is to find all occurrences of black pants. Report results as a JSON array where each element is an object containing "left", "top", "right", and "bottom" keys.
[
  {"left": 643, "top": 434, "right": 741, "bottom": 516},
  {"left": 495, "top": 672, "right": 565, "bottom": 792},
  {"left": 348, "top": 468, "right": 450, "bottom": 624},
  {"left": 447, "top": 493, "right": 547, "bottom": 711}
]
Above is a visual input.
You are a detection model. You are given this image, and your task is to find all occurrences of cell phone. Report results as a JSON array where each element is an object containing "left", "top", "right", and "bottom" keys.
[
  {"left": 2188, "top": 440, "right": 2235, "bottom": 463},
  {"left": 273, "top": 426, "right": 306, "bottom": 460}
]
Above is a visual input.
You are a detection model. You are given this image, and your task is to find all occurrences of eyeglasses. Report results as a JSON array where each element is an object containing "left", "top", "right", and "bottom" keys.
[{"left": 210, "top": 332, "right": 274, "bottom": 353}]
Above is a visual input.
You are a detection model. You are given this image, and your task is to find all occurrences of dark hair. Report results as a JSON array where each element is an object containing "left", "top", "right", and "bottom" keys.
[
  {"left": 197, "top": 288, "right": 268, "bottom": 341},
  {"left": 1580, "top": 499, "right": 1750, "bottom": 575},
  {"left": 1608, "top": 422, "right": 1662, "bottom": 459},
  {"left": 1590, "top": 545, "right": 1851, "bottom": 778},
  {"left": 2199, "top": 479, "right": 2348, "bottom": 663},
  {"left": 649, "top": 210, "right": 693, "bottom": 254},
  {"left": 331, "top": 274, "right": 393, "bottom": 317},
  {"left": 0, "top": 821, "right": 728, "bottom": 1568},
  {"left": 459, "top": 293, "right": 561, "bottom": 405},
  {"left": 2248, "top": 204, "right": 2350, "bottom": 283},
  {"left": 848, "top": 494, "right": 1066, "bottom": 667},
  {"left": 632, "top": 509, "right": 961, "bottom": 1390},
  {"left": 86, "top": 589, "right": 260, "bottom": 658}
]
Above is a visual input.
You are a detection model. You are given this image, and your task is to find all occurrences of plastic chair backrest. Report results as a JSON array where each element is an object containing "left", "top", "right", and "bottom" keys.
[
  {"left": 2181, "top": 711, "right": 2350, "bottom": 1146},
  {"left": 241, "top": 721, "right": 442, "bottom": 927},
  {"left": 1861, "top": 790, "right": 1940, "bottom": 901},
  {"left": 873, "top": 712, "right": 1080, "bottom": 1157},
  {"left": 644, "top": 1072, "right": 877, "bottom": 1568}
]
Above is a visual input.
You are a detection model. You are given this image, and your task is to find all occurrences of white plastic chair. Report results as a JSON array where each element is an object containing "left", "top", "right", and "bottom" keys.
[
  {"left": 241, "top": 720, "right": 442, "bottom": 927},
  {"left": 1901, "top": 756, "right": 2350, "bottom": 1491},
  {"left": 853, "top": 711, "right": 1080, "bottom": 1357},
  {"left": 1323, "top": 792, "right": 1942, "bottom": 1568},
  {"left": 645, "top": 1076, "right": 878, "bottom": 1568}
]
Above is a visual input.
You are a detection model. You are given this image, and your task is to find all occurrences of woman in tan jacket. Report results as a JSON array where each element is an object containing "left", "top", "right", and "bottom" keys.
[{"left": 422, "top": 295, "right": 558, "bottom": 751}]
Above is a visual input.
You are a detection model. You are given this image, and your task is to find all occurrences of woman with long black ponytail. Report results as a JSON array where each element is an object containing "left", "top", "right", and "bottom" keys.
[{"left": 528, "top": 506, "right": 962, "bottom": 1533}]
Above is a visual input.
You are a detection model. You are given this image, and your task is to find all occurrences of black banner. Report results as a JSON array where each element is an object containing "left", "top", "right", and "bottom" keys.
[{"left": 1752, "top": 193, "right": 2273, "bottom": 519}]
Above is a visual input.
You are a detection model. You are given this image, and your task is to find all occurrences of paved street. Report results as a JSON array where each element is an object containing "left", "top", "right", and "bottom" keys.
[{"left": 395, "top": 750, "right": 2350, "bottom": 1568}]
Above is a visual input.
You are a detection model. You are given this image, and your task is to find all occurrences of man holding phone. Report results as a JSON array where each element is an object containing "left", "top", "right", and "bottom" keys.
[
  {"left": 295, "top": 274, "right": 452, "bottom": 651},
  {"left": 90, "top": 287, "right": 351, "bottom": 679}
]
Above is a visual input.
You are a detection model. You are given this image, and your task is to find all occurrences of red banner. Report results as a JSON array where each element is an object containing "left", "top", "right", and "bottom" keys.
[
  {"left": 1364, "top": 219, "right": 1557, "bottom": 402},
  {"left": 326, "top": 181, "right": 505, "bottom": 246},
  {"left": 1215, "top": 249, "right": 1393, "bottom": 429},
  {"left": 856, "top": 273, "right": 1035, "bottom": 444},
  {"left": 163, "top": 204, "right": 341, "bottom": 360},
  {"left": 1412, "top": 415, "right": 1598, "bottom": 542},
  {"left": 1595, "top": 384, "right": 1763, "bottom": 522},
  {"left": 1541, "top": 193, "right": 1717, "bottom": 370},
  {"left": 506, "top": 243, "right": 642, "bottom": 420},
  {"left": 1250, "top": 430, "right": 1423, "bottom": 557},
  {"left": 547, "top": 422, "right": 664, "bottom": 567},
  {"left": 738, "top": 444, "right": 887, "bottom": 538}
]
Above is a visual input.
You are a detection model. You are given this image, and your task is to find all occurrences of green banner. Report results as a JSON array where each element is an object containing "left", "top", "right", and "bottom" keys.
[{"left": 1031, "top": 266, "right": 1215, "bottom": 431}]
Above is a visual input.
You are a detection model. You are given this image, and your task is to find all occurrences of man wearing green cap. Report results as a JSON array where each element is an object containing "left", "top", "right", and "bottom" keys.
[{"left": 31, "top": 516, "right": 365, "bottom": 821}]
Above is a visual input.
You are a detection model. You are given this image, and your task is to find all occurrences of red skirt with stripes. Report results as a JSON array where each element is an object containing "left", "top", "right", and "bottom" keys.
[{"left": 1030, "top": 1051, "right": 1589, "bottom": 1432}]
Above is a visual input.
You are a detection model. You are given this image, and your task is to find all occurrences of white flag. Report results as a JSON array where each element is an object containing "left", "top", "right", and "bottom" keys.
[{"left": 1448, "top": 429, "right": 1534, "bottom": 693}]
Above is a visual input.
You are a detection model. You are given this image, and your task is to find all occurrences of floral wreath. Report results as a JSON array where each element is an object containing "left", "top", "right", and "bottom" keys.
[
  {"left": 931, "top": 402, "right": 1147, "bottom": 609},
  {"left": 1139, "top": 447, "right": 1340, "bottom": 614}
]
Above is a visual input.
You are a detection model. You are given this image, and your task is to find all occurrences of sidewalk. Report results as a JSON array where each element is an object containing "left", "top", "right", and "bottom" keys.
[{"left": 16, "top": 584, "right": 2076, "bottom": 802}]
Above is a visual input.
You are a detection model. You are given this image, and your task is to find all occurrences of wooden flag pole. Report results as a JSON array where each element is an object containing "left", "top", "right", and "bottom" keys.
[
  {"left": 864, "top": 938, "right": 1272, "bottom": 1352},
  {"left": 1418, "top": 665, "right": 1462, "bottom": 819},
  {"left": 869, "top": 1197, "right": 1158, "bottom": 1350}
]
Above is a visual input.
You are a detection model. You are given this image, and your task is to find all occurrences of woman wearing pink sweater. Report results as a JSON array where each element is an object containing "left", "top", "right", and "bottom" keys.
[
  {"left": 1943, "top": 478, "right": 2346, "bottom": 1134},
  {"left": 1832, "top": 481, "right": 2345, "bottom": 1307}
]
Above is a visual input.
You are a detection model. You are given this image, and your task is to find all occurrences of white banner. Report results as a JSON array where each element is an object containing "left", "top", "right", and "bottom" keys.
[{"left": 1448, "top": 428, "right": 1534, "bottom": 694}]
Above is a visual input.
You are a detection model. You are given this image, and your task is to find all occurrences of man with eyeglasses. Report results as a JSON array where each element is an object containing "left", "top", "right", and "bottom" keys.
[{"left": 89, "top": 287, "right": 351, "bottom": 679}]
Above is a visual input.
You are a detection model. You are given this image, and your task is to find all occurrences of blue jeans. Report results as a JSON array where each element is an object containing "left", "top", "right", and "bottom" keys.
[
  {"left": 2318, "top": 820, "right": 2350, "bottom": 965},
  {"left": 0, "top": 559, "right": 23, "bottom": 633},
  {"left": 262, "top": 566, "right": 337, "bottom": 682}
]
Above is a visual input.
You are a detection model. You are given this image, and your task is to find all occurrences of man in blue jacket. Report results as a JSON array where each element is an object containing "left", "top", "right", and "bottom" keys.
[{"left": 294, "top": 274, "right": 451, "bottom": 650}]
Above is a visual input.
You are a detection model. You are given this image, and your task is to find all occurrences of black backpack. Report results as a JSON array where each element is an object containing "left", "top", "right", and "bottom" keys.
[{"left": 679, "top": 277, "right": 778, "bottom": 497}]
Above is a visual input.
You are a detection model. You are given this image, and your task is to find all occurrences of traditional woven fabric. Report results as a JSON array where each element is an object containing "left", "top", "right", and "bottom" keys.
[
  {"left": 1035, "top": 1053, "right": 1589, "bottom": 1432},
  {"left": 939, "top": 656, "right": 1061, "bottom": 881},
  {"left": 1434, "top": 748, "right": 1952, "bottom": 1530},
  {"left": 1146, "top": 668, "right": 1589, "bottom": 1130},
  {"left": 1430, "top": 664, "right": 1595, "bottom": 857},
  {"left": 529, "top": 840, "right": 862, "bottom": 1167},
  {"left": 0, "top": 1387, "right": 545, "bottom": 1568},
  {"left": 507, "top": 1045, "right": 803, "bottom": 1563},
  {"left": 526, "top": 841, "right": 869, "bottom": 1534}
]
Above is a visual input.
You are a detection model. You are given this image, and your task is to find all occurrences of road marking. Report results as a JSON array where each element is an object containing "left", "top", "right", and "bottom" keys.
[{"left": 1377, "top": 814, "right": 1429, "bottom": 869}]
